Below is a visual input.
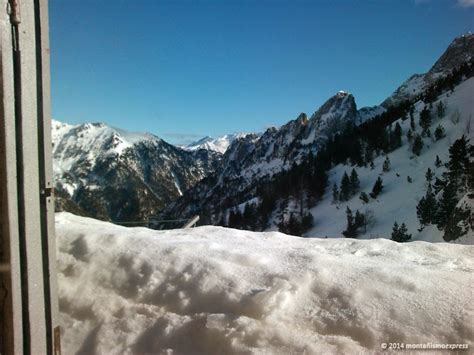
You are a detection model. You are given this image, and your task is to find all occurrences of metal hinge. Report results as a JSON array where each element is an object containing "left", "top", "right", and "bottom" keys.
[
  {"left": 41, "top": 187, "right": 54, "bottom": 198},
  {"left": 7, "top": 0, "right": 21, "bottom": 25}
]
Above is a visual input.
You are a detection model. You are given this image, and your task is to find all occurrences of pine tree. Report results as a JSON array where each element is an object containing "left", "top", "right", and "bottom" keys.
[
  {"left": 359, "top": 192, "right": 369, "bottom": 204},
  {"left": 407, "top": 176, "right": 413, "bottom": 183},
  {"left": 391, "top": 122, "right": 402, "bottom": 149},
  {"left": 407, "top": 128, "right": 413, "bottom": 142},
  {"left": 450, "top": 109, "right": 461, "bottom": 125},
  {"left": 340, "top": 172, "right": 351, "bottom": 201},
  {"left": 410, "top": 107, "right": 416, "bottom": 130},
  {"left": 434, "top": 125, "right": 446, "bottom": 141},
  {"left": 350, "top": 168, "right": 360, "bottom": 194},
  {"left": 243, "top": 203, "right": 256, "bottom": 230},
  {"left": 436, "top": 100, "right": 446, "bottom": 118},
  {"left": 382, "top": 156, "right": 391, "bottom": 172},
  {"left": 391, "top": 222, "right": 400, "bottom": 241},
  {"left": 301, "top": 212, "right": 314, "bottom": 233},
  {"left": 435, "top": 155, "right": 442, "bottom": 168},
  {"left": 370, "top": 177, "right": 384, "bottom": 199},
  {"left": 332, "top": 183, "right": 339, "bottom": 203},
  {"left": 412, "top": 134, "right": 423, "bottom": 156},
  {"left": 216, "top": 213, "right": 225, "bottom": 226},
  {"left": 278, "top": 213, "right": 304, "bottom": 236},
  {"left": 433, "top": 177, "right": 446, "bottom": 195},
  {"left": 425, "top": 168, "right": 434, "bottom": 183},
  {"left": 370, "top": 161, "right": 375, "bottom": 170},
  {"left": 446, "top": 135, "right": 470, "bottom": 194},
  {"left": 342, "top": 207, "right": 357, "bottom": 238},
  {"left": 436, "top": 182, "right": 458, "bottom": 228},
  {"left": 364, "top": 146, "right": 374, "bottom": 167},
  {"left": 419, "top": 106, "right": 432, "bottom": 136},
  {"left": 228, "top": 208, "right": 243, "bottom": 229},
  {"left": 391, "top": 222, "right": 411, "bottom": 242},
  {"left": 416, "top": 185, "right": 437, "bottom": 226},
  {"left": 355, "top": 210, "right": 367, "bottom": 233}
]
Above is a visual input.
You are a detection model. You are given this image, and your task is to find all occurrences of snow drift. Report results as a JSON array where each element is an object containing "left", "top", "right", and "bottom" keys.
[{"left": 56, "top": 213, "right": 474, "bottom": 354}]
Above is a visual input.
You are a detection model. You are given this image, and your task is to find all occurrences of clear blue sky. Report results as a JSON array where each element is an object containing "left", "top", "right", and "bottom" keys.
[{"left": 49, "top": 0, "right": 474, "bottom": 145}]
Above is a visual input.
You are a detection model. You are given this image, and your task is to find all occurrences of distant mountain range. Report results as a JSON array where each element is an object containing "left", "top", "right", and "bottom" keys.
[{"left": 183, "top": 133, "right": 252, "bottom": 154}]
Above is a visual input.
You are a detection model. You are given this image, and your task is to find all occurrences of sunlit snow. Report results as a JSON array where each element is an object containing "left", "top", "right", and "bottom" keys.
[{"left": 57, "top": 213, "right": 474, "bottom": 354}]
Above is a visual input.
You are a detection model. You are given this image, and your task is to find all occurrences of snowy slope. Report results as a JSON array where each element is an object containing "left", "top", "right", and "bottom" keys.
[
  {"left": 305, "top": 77, "right": 474, "bottom": 242},
  {"left": 184, "top": 133, "right": 251, "bottom": 154},
  {"left": 381, "top": 73, "right": 426, "bottom": 108},
  {"left": 56, "top": 212, "right": 474, "bottom": 354}
]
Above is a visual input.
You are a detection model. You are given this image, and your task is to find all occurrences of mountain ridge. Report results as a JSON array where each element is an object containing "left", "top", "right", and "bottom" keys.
[
  {"left": 183, "top": 133, "right": 252, "bottom": 154},
  {"left": 382, "top": 32, "right": 474, "bottom": 108},
  {"left": 162, "top": 34, "right": 473, "bottom": 243},
  {"left": 53, "top": 34, "right": 473, "bottom": 242},
  {"left": 52, "top": 120, "right": 221, "bottom": 221}
]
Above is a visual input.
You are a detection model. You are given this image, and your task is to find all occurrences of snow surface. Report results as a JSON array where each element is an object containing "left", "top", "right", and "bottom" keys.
[
  {"left": 304, "top": 77, "right": 474, "bottom": 242},
  {"left": 57, "top": 212, "right": 474, "bottom": 354}
]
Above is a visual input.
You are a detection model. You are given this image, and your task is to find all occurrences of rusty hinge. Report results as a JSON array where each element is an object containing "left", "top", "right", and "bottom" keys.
[
  {"left": 54, "top": 326, "right": 61, "bottom": 355},
  {"left": 7, "top": 0, "right": 21, "bottom": 25}
]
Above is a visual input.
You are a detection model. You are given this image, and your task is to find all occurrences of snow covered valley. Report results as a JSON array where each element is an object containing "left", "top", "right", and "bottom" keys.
[{"left": 56, "top": 213, "right": 473, "bottom": 354}]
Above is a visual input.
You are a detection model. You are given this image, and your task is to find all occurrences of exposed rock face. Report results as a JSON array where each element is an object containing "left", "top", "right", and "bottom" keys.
[
  {"left": 220, "top": 91, "right": 358, "bottom": 182},
  {"left": 427, "top": 32, "right": 474, "bottom": 80},
  {"left": 52, "top": 121, "right": 221, "bottom": 222},
  {"left": 164, "top": 92, "right": 360, "bottom": 220},
  {"left": 382, "top": 32, "right": 474, "bottom": 108}
]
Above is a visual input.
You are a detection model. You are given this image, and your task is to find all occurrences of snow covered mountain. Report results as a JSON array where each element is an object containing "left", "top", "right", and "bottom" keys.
[
  {"left": 163, "top": 91, "right": 390, "bottom": 223},
  {"left": 53, "top": 34, "right": 473, "bottom": 243},
  {"left": 53, "top": 33, "right": 474, "bottom": 355},
  {"left": 165, "top": 34, "right": 473, "bottom": 243},
  {"left": 56, "top": 212, "right": 473, "bottom": 354},
  {"left": 52, "top": 120, "right": 220, "bottom": 221},
  {"left": 306, "top": 77, "right": 474, "bottom": 242},
  {"left": 184, "top": 133, "right": 250, "bottom": 154},
  {"left": 382, "top": 32, "right": 474, "bottom": 108}
]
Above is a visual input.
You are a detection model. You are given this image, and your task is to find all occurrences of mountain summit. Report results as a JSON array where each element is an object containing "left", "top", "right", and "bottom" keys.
[
  {"left": 427, "top": 32, "right": 474, "bottom": 79},
  {"left": 382, "top": 32, "right": 474, "bottom": 108},
  {"left": 164, "top": 91, "right": 364, "bottom": 220},
  {"left": 164, "top": 33, "right": 473, "bottom": 243}
]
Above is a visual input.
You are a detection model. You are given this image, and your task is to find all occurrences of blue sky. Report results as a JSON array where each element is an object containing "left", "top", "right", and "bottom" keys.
[{"left": 49, "top": 0, "right": 474, "bottom": 145}]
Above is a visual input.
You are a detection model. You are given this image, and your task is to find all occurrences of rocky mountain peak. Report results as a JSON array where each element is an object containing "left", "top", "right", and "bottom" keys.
[
  {"left": 296, "top": 112, "right": 308, "bottom": 125},
  {"left": 310, "top": 91, "right": 357, "bottom": 123},
  {"left": 382, "top": 33, "right": 474, "bottom": 108},
  {"left": 427, "top": 32, "right": 474, "bottom": 79}
]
